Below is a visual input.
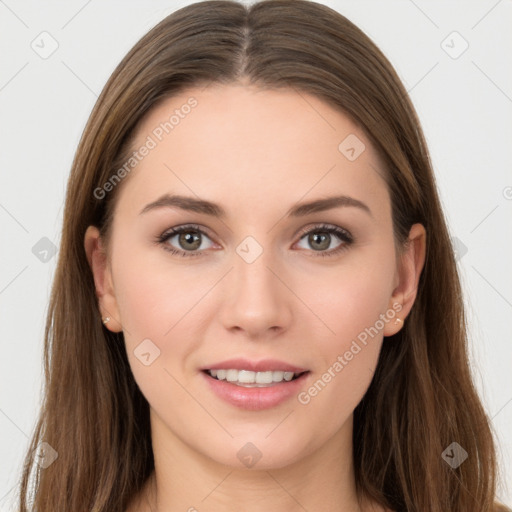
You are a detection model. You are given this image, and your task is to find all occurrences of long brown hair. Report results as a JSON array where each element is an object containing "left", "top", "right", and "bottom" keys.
[{"left": 15, "top": 1, "right": 509, "bottom": 510}]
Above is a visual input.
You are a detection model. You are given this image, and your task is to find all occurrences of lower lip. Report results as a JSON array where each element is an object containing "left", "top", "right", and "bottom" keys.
[{"left": 201, "top": 371, "right": 310, "bottom": 411}]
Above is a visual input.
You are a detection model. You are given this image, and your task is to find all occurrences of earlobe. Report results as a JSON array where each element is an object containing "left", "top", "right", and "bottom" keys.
[
  {"left": 84, "top": 225, "right": 123, "bottom": 332},
  {"left": 383, "top": 223, "right": 427, "bottom": 337}
]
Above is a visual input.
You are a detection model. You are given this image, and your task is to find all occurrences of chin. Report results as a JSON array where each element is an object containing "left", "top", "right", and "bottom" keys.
[{"left": 206, "top": 432, "right": 313, "bottom": 471}]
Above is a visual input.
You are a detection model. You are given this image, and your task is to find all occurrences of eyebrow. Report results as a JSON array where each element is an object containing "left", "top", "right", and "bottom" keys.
[{"left": 139, "top": 193, "right": 373, "bottom": 218}]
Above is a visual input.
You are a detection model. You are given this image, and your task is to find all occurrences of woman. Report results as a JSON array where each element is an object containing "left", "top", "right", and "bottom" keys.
[{"left": 16, "top": 1, "right": 510, "bottom": 511}]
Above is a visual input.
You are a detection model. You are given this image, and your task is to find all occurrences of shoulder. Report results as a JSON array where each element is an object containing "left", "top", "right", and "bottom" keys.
[{"left": 494, "top": 503, "right": 512, "bottom": 512}]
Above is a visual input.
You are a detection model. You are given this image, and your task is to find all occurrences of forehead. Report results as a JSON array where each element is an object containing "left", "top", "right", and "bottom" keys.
[{"left": 114, "top": 83, "right": 389, "bottom": 220}]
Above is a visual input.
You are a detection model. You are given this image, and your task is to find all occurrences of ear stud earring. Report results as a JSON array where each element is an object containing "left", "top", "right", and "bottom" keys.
[{"left": 102, "top": 317, "right": 111, "bottom": 325}]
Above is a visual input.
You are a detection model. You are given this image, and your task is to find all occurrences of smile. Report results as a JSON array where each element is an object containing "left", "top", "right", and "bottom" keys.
[
  {"left": 205, "top": 369, "right": 305, "bottom": 387},
  {"left": 201, "top": 369, "right": 311, "bottom": 410}
]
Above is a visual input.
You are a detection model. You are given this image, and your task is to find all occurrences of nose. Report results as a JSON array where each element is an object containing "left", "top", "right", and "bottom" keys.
[{"left": 217, "top": 245, "right": 294, "bottom": 339}]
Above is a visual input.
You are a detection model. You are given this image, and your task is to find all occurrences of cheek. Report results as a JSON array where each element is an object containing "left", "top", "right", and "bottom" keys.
[
  {"left": 293, "top": 248, "right": 395, "bottom": 420},
  {"left": 112, "top": 257, "right": 196, "bottom": 413},
  {"left": 111, "top": 241, "right": 201, "bottom": 335},
  {"left": 109, "top": 242, "right": 189, "bottom": 370},
  {"left": 110, "top": 240, "right": 222, "bottom": 385},
  {"left": 301, "top": 247, "right": 396, "bottom": 345}
]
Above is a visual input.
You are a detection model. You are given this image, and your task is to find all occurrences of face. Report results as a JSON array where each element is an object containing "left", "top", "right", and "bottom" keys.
[{"left": 86, "top": 83, "right": 422, "bottom": 470}]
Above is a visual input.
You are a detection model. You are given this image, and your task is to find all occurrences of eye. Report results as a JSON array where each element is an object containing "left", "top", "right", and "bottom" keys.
[
  {"left": 295, "top": 223, "right": 353, "bottom": 258},
  {"left": 155, "top": 223, "right": 354, "bottom": 258},
  {"left": 156, "top": 224, "right": 215, "bottom": 257}
]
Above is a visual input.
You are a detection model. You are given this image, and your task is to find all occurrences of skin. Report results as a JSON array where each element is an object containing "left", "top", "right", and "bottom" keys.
[{"left": 84, "top": 83, "right": 426, "bottom": 512}]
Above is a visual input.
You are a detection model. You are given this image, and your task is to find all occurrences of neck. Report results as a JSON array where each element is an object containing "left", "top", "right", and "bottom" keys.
[{"left": 133, "top": 409, "right": 366, "bottom": 512}]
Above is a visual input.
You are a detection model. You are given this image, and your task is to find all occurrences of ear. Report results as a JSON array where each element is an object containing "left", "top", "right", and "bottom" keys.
[
  {"left": 383, "top": 223, "right": 426, "bottom": 337},
  {"left": 84, "top": 225, "right": 123, "bottom": 332}
]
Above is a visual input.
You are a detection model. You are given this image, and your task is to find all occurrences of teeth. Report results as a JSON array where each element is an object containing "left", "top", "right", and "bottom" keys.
[
  {"left": 206, "top": 369, "right": 301, "bottom": 386},
  {"left": 255, "top": 371, "right": 273, "bottom": 383},
  {"left": 226, "top": 369, "right": 238, "bottom": 382}
]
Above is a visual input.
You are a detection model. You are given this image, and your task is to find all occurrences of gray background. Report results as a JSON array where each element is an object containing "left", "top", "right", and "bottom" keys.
[{"left": 1, "top": 0, "right": 511, "bottom": 509}]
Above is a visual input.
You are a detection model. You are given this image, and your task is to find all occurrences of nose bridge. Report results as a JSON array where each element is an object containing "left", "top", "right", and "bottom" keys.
[
  {"left": 218, "top": 235, "right": 293, "bottom": 335},
  {"left": 232, "top": 237, "right": 282, "bottom": 303},
  {"left": 237, "top": 251, "right": 275, "bottom": 292}
]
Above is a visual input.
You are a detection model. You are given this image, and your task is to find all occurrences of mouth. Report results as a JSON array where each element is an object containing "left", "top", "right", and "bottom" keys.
[
  {"left": 202, "top": 369, "right": 309, "bottom": 387},
  {"left": 200, "top": 364, "right": 311, "bottom": 410}
]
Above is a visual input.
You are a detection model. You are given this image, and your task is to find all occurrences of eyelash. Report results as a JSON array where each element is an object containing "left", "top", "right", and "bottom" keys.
[{"left": 155, "top": 223, "right": 354, "bottom": 258}]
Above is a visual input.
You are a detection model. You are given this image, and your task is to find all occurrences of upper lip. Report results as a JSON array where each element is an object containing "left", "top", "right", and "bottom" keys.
[{"left": 201, "top": 358, "right": 309, "bottom": 373}]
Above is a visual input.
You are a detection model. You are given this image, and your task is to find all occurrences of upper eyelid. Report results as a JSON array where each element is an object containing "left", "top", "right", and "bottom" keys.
[
  {"left": 161, "top": 223, "right": 215, "bottom": 241},
  {"left": 296, "top": 223, "right": 352, "bottom": 239}
]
